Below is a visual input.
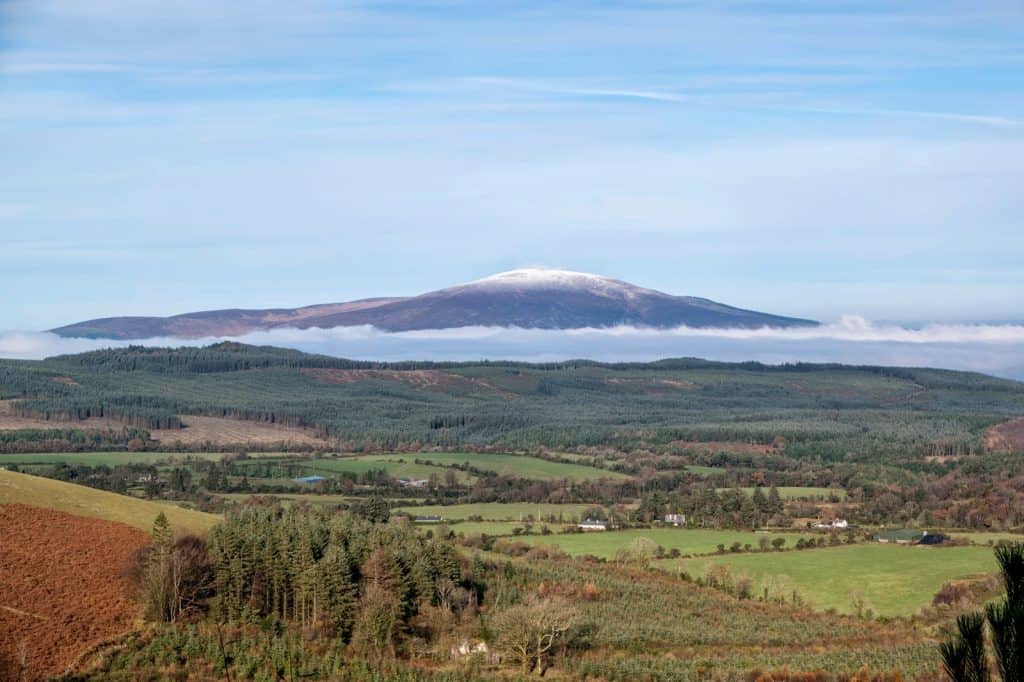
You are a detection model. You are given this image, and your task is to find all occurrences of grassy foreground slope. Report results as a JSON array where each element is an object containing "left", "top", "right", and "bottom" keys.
[{"left": 0, "top": 469, "right": 218, "bottom": 533}]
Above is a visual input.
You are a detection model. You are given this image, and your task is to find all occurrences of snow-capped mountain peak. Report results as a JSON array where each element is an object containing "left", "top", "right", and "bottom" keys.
[
  {"left": 52, "top": 269, "right": 817, "bottom": 339},
  {"left": 465, "top": 268, "right": 647, "bottom": 296}
]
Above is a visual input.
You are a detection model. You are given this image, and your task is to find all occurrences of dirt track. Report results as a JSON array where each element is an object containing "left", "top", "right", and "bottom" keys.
[{"left": 0, "top": 504, "right": 148, "bottom": 681}]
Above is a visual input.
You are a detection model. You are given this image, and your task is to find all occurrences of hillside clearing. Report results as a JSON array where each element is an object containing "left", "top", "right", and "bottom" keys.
[
  {"left": 150, "top": 415, "right": 329, "bottom": 447},
  {"left": 984, "top": 416, "right": 1024, "bottom": 453},
  {"left": 716, "top": 486, "right": 847, "bottom": 500}
]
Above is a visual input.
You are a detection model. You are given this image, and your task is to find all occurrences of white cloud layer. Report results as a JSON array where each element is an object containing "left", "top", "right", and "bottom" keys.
[{"left": 2, "top": 316, "right": 1024, "bottom": 380}]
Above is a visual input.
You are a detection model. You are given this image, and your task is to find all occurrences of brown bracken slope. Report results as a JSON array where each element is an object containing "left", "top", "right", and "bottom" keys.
[
  {"left": 0, "top": 504, "right": 148, "bottom": 681},
  {"left": 984, "top": 417, "right": 1024, "bottom": 453}
]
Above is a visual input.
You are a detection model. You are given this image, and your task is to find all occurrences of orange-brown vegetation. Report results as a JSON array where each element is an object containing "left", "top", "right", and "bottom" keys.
[
  {"left": 537, "top": 580, "right": 602, "bottom": 602},
  {"left": 983, "top": 417, "right": 1024, "bottom": 453},
  {"left": 0, "top": 504, "right": 148, "bottom": 681},
  {"left": 149, "top": 414, "right": 329, "bottom": 447}
]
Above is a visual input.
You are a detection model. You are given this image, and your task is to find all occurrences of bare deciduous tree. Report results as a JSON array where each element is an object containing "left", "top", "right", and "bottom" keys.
[{"left": 491, "top": 595, "right": 577, "bottom": 676}]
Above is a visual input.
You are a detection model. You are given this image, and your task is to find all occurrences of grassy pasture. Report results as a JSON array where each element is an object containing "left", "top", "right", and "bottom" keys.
[
  {"left": 515, "top": 528, "right": 815, "bottom": 559},
  {"left": 445, "top": 521, "right": 547, "bottom": 536},
  {"left": 673, "top": 543, "right": 997, "bottom": 616},
  {"left": 290, "top": 456, "right": 477, "bottom": 483},
  {"left": 217, "top": 492, "right": 356, "bottom": 506},
  {"left": 257, "top": 452, "right": 626, "bottom": 484},
  {"left": 216, "top": 492, "right": 427, "bottom": 507},
  {"left": 717, "top": 486, "right": 848, "bottom": 500},
  {"left": 394, "top": 502, "right": 595, "bottom": 521},
  {"left": 405, "top": 452, "right": 629, "bottom": 480},
  {"left": 950, "top": 531, "right": 1024, "bottom": 545},
  {"left": 0, "top": 451, "right": 228, "bottom": 467},
  {"left": 0, "top": 468, "right": 219, "bottom": 534}
]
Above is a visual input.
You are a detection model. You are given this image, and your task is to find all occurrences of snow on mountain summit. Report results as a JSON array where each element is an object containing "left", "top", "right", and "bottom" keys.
[{"left": 464, "top": 269, "right": 651, "bottom": 297}]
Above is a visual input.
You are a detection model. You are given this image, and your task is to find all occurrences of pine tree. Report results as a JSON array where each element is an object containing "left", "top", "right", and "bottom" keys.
[
  {"left": 942, "top": 542, "right": 1024, "bottom": 682},
  {"left": 987, "top": 543, "right": 1024, "bottom": 681}
]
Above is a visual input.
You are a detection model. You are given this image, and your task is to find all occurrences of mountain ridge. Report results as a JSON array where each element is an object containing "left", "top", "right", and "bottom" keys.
[{"left": 52, "top": 268, "right": 817, "bottom": 339}]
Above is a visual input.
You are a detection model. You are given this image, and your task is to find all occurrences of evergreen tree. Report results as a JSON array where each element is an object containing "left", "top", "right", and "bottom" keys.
[
  {"left": 987, "top": 543, "right": 1024, "bottom": 681},
  {"left": 942, "top": 542, "right": 1024, "bottom": 682}
]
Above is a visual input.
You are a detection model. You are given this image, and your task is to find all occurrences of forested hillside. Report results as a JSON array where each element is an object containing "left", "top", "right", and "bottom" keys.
[{"left": 1, "top": 343, "right": 1022, "bottom": 460}]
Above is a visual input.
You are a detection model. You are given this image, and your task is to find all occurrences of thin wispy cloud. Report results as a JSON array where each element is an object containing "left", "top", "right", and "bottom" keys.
[
  {"left": 1, "top": 62, "right": 140, "bottom": 74},
  {"left": 798, "top": 106, "right": 1024, "bottom": 128},
  {"left": 463, "top": 77, "right": 689, "bottom": 103}
]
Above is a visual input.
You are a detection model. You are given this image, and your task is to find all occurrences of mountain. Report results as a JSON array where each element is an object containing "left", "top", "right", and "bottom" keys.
[{"left": 51, "top": 269, "right": 817, "bottom": 339}]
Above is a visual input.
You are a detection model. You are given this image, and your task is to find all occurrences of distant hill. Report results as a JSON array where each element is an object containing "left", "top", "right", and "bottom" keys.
[
  {"left": 51, "top": 269, "right": 817, "bottom": 339},
  {"left": 2, "top": 342, "right": 1021, "bottom": 458}
]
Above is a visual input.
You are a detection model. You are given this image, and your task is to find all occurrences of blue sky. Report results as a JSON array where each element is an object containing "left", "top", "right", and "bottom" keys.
[{"left": 1, "top": 0, "right": 1022, "bottom": 330}]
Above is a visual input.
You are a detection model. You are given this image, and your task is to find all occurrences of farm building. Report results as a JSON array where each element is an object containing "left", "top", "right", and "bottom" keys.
[
  {"left": 917, "top": 532, "right": 950, "bottom": 545},
  {"left": 578, "top": 519, "right": 607, "bottom": 531},
  {"left": 875, "top": 528, "right": 926, "bottom": 544},
  {"left": 664, "top": 513, "right": 687, "bottom": 526},
  {"left": 397, "top": 478, "right": 430, "bottom": 488},
  {"left": 813, "top": 518, "right": 849, "bottom": 529},
  {"left": 293, "top": 475, "right": 326, "bottom": 484},
  {"left": 414, "top": 515, "right": 444, "bottom": 523}
]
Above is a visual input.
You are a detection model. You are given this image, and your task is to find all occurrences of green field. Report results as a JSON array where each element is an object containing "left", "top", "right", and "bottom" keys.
[
  {"left": 673, "top": 544, "right": 997, "bottom": 616},
  {"left": 717, "top": 486, "right": 848, "bottom": 500},
  {"left": 217, "top": 492, "right": 427, "bottom": 507},
  {"left": 218, "top": 492, "right": 357, "bottom": 505},
  {"left": 0, "top": 451, "right": 229, "bottom": 467},
  {"left": 445, "top": 521, "right": 551, "bottom": 536},
  {"left": 282, "top": 456, "right": 477, "bottom": 483},
  {"left": 950, "top": 532, "right": 1024, "bottom": 545},
  {"left": 516, "top": 528, "right": 815, "bottom": 559},
  {"left": 0, "top": 468, "right": 219, "bottom": 533},
  {"left": 403, "top": 452, "right": 629, "bottom": 480},
  {"left": 394, "top": 502, "right": 596, "bottom": 521},
  {"left": 246, "top": 452, "right": 626, "bottom": 483}
]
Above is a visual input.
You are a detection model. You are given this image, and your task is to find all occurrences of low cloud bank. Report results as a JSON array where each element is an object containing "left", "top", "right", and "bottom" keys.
[{"left": 2, "top": 316, "right": 1024, "bottom": 380}]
